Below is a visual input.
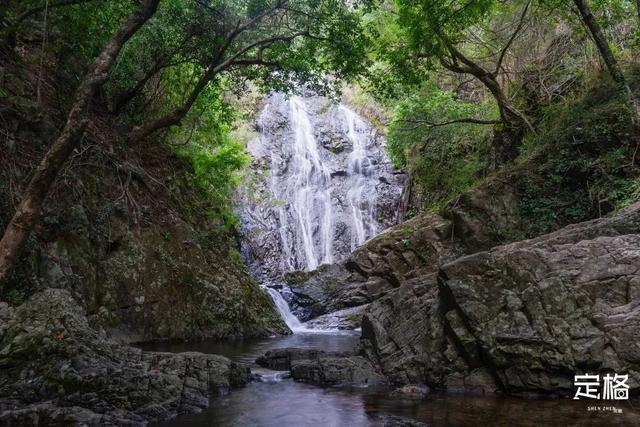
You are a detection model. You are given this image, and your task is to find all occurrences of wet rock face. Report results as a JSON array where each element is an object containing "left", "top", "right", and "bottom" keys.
[
  {"left": 239, "top": 93, "right": 404, "bottom": 285},
  {"left": 0, "top": 289, "right": 250, "bottom": 425},
  {"left": 286, "top": 212, "right": 463, "bottom": 321},
  {"left": 34, "top": 215, "right": 289, "bottom": 343},
  {"left": 362, "top": 203, "right": 640, "bottom": 395}
]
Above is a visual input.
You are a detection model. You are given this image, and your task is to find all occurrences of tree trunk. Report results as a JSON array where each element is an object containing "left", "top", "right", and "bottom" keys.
[
  {"left": 573, "top": 0, "right": 639, "bottom": 124},
  {"left": 0, "top": 0, "right": 160, "bottom": 289},
  {"left": 573, "top": 0, "right": 626, "bottom": 86},
  {"left": 113, "top": 61, "right": 163, "bottom": 113},
  {"left": 439, "top": 54, "right": 527, "bottom": 164}
]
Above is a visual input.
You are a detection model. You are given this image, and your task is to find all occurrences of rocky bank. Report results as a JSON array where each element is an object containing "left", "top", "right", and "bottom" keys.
[
  {"left": 0, "top": 289, "right": 250, "bottom": 425},
  {"left": 287, "top": 192, "right": 640, "bottom": 395}
]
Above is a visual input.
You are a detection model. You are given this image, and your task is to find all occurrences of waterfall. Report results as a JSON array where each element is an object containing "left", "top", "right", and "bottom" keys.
[
  {"left": 341, "top": 105, "right": 378, "bottom": 250},
  {"left": 288, "top": 97, "right": 334, "bottom": 270},
  {"left": 240, "top": 92, "right": 404, "bottom": 332},
  {"left": 266, "top": 288, "right": 304, "bottom": 332}
]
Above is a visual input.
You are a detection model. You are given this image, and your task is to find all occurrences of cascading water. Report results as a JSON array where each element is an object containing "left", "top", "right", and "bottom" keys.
[
  {"left": 266, "top": 288, "right": 304, "bottom": 332},
  {"left": 341, "top": 105, "right": 379, "bottom": 251},
  {"left": 288, "top": 97, "right": 334, "bottom": 270},
  {"left": 240, "top": 92, "right": 403, "bottom": 331}
]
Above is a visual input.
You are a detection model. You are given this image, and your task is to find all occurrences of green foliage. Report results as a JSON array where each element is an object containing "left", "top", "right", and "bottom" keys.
[
  {"left": 50, "top": 1, "right": 133, "bottom": 61},
  {"left": 365, "top": 0, "right": 503, "bottom": 95},
  {"left": 621, "top": 178, "right": 640, "bottom": 208},
  {"left": 515, "top": 87, "right": 639, "bottom": 234},
  {"left": 170, "top": 82, "right": 248, "bottom": 229},
  {"left": 387, "top": 83, "right": 494, "bottom": 209}
]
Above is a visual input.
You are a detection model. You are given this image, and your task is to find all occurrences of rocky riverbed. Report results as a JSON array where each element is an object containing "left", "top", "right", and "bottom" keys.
[{"left": 0, "top": 289, "right": 250, "bottom": 425}]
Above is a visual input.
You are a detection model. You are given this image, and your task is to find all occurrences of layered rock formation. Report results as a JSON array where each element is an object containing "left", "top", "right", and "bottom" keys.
[
  {"left": 286, "top": 212, "right": 463, "bottom": 320},
  {"left": 364, "top": 202, "right": 640, "bottom": 394},
  {"left": 256, "top": 348, "right": 387, "bottom": 387},
  {"left": 289, "top": 192, "right": 640, "bottom": 395},
  {"left": 0, "top": 289, "right": 250, "bottom": 425}
]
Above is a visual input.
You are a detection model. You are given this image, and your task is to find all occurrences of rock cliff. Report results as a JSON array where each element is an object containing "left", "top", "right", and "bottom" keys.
[
  {"left": 1, "top": 118, "right": 287, "bottom": 343},
  {"left": 362, "top": 202, "right": 640, "bottom": 394}
]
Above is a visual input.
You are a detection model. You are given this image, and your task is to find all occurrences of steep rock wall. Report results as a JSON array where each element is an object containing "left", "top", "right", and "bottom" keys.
[
  {"left": 0, "top": 101, "right": 286, "bottom": 343},
  {"left": 239, "top": 93, "right": 404, "bottom": 288}
]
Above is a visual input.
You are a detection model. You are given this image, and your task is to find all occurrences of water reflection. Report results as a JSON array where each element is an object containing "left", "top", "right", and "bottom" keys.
[{"left": 143, "top": 334, "right": 640, "bottom": 427}]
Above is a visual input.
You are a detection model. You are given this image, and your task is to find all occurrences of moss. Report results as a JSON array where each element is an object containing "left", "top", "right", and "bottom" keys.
[
  {"left": 401, "top": 226, "right": 414, "bottom": 237},
  {"left": 286, "top": 271, "right": 312, "bottom": 286}
]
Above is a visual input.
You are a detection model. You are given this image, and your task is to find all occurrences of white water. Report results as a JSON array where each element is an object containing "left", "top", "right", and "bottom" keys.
[
  {"left": 287, "top": 97, "right": 334, "bottom": 270},
  {"left": 266, "top": 288, "right": 305, "bottom": 332},
  {"left": 245, "top": 94, "right": 401, "bottom": 333},
  {"left": 341, "top": 105, "right": 378, "bottom": 250},
  {"left": 266, "top": 287, "right": 351, "bottom": 334}
]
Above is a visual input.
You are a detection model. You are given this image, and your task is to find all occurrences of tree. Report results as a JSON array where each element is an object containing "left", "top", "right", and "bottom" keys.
[
  {"left": 571, "top": 0, "right": 638, "bottom": 121},
  {"left": 0, "top": 0, "right": 160, "bottom": 288},
  {"left": 115, "top": 0, "right": 369, "bottom": 141},
  {"left": 374, "top": 0, "right": 533, "bottom": 162},
  {"left": 573, "top": 0, "right": 625, "bottom": 87}
]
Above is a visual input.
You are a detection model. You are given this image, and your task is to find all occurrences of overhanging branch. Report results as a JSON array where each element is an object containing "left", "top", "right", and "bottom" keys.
[
  {"left": 494, "top": 0, "right": 531, "bottom": 76},
  {"left": 400, "top": 117, "right": 501, "bottom": 131}
]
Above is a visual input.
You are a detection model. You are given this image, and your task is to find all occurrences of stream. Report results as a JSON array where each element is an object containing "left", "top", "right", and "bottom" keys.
[{"left": 142, "top": 322, "right": 640, "bottom": 427}]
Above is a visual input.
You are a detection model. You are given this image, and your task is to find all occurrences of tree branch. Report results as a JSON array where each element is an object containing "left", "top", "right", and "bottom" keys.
[
  {"left": 128, "top": 28, "right": 306, "bottom": 142},
  {"left": 401, "top": 117, "right": 501, "bottom": 130},
  {"left": 0, "top": 0, "right": 160, "bottom": 287},
  {"left": 494, "top": 0, "right": 531, "bottom": 76}
]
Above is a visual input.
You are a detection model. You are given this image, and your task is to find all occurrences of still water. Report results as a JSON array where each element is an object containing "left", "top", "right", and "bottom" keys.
[{"left": 141, "top": 333, "right": 640, "bottom": 427}]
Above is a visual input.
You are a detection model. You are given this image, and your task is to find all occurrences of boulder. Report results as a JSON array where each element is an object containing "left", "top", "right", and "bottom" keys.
[
  {"left": 362, "top": 203, "right": 640, "bottom": 395},
  {"left": 256, "top": 348, "right": 331, "bottom": 371},
  {"left": 304, "top": 304, "right": 369, "bottom": 330},
  {"left": 442, "top": 174, "right": 522, "bottom": 250},
  {"left": 287, "top": 212, "right": 464, "bottom": 320},
  {"left": 256, "top": 348, "right": 386, "bottom": 387},
  {"left": 389, "top": 384, "right": 430, "bottom": 399},
  {"left": 373, "top": 414, "right": 429, "bottom": 427},
  {"left": 0, "top": 289, "right": 250, "bottom": 425}
]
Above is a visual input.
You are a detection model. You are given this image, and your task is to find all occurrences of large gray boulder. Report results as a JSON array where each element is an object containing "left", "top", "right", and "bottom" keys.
[
  {"left": 362, "top": 203, "right": 640, "bottom": 395},
  {"left": 256, "top": 348, "right": 386, "bottom": 387},
  {"left": 287, "top": 212, "right": 463, "bottom": 320},
  {"left": 0, "top": 289, "right": 250, "bottom": 425}
]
